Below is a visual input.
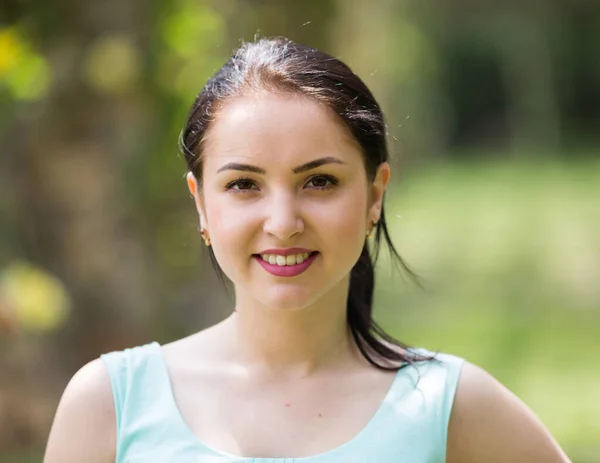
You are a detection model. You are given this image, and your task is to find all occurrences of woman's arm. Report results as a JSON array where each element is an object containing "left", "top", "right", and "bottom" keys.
[
  {"left": 446, "top": 361, "right": 571, "bottom": 463},
  {"left": 43, "top": 359, "right": 116, "bottom": 463}
]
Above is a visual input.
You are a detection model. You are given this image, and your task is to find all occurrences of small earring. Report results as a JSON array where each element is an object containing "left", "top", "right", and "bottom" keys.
[
  {"left": 366, "top": 221, "right": 376, "bottom": 239},
  {"left": 200, "top": 228, "right": 211, "bottom": 247}
]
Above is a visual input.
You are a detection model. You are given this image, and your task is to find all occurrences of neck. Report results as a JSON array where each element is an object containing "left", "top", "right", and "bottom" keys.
[{"left": 219, "top": 280, "right": 361, "bottom": 379}]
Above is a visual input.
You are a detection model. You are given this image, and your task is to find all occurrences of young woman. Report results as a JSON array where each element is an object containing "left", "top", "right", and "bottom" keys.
[{"left": 44, "top": 37, "right": 571, "bottom": 463}]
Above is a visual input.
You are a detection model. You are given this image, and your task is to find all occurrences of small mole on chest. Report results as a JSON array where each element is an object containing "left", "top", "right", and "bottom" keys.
[{"left": 282, "top": 403, "right": 323, "bottom": 417}]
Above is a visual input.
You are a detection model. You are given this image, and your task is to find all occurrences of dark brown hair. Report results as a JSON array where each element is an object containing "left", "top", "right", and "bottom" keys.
[{"left": 180, "top": 37, "right": 434, "bottom": 370}]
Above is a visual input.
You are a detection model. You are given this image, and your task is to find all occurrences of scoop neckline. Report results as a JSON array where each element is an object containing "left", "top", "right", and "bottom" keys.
[{"left": 150, "top": 342, "right": 407, "bottom": 462}]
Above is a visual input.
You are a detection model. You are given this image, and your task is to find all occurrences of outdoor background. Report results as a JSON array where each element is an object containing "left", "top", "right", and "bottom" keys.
[{"left": 1, "top": 0, "right": 599, "bottom": 461}]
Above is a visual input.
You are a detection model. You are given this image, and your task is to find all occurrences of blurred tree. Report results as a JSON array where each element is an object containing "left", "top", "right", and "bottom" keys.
[
  {"left": 6, "top": 0, "right": 158, "bottom": 367},
  {"left": 1, "top": 0, "right": 163, "bottom": 452}
]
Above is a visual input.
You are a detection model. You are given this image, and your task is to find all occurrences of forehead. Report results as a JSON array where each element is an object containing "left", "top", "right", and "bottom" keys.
[{"left": 202, "top": 93, "right": 362, "bottom": 168}]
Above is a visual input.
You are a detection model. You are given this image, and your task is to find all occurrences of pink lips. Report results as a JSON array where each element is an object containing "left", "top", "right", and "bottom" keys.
[{"left": 254, "top": 252, "right": 318, "bottom": 277}]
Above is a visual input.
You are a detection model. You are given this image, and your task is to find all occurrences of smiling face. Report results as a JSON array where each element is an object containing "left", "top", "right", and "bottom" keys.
[{"left": 187, "top": 92, "right": 390, "bottom": 312}]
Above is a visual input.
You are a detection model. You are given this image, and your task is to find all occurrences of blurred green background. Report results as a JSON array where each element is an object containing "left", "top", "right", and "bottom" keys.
[{"left": 1, "top": 0, "right": 598, "bottom": 461}]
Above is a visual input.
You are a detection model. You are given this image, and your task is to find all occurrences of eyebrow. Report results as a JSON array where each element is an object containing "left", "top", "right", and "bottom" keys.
[{"left": 216, "top": 156, "right": 346, "bottom": 175}]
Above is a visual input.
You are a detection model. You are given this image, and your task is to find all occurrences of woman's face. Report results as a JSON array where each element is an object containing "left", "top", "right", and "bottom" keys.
[{"left": 188, "top": 93, "right": 390, "bottom": 311}]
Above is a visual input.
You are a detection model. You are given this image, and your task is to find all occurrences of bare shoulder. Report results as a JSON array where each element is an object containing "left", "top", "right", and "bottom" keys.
[
  {"left": 44, "top": 358, "right": 116, "bottom": 463},
  {"left": 446, "top": 361, "right": 571, "bottom": 463}
]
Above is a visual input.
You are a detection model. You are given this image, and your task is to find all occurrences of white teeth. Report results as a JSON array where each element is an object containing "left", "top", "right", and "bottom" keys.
[{"left": 260, "top": 252, "right": 313, "bottom": 266}]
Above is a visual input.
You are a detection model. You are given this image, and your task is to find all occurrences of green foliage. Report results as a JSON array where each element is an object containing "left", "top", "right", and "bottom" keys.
[
  {"left": 158, "top": 0, "right": 226, "bottom": 100},
  {"left": 0, "top": 26, "right": 51, "bottom": 100},
  {"left": 82, "top": 34, "right": 142, "bottom": 95},
  {"left": 0, "top": 261, "right": 71, "bottom": 334}
]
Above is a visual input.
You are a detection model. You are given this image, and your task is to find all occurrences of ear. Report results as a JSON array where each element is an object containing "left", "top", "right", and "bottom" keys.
[
  {"left": 368, "top": 162, "right": 391, "bottom": 223},
  {"left": 186, "top": 172, "right": 207, "bottom": 229}
]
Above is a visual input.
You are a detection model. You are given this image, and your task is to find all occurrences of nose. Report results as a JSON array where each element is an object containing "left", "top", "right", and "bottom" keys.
[{"left": 263, "top": 190, "right": 304, "bottom": 241}]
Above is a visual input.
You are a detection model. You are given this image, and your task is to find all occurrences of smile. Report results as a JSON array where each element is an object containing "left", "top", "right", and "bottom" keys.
[
  {"left": 259, "top": 252, "right": 312, "bottom": 266},
  {"left": 253, "top": 251, "right": 318, "bottom": 277}
]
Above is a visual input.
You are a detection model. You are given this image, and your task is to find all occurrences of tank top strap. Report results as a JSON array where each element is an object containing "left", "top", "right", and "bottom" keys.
[
  {"left": 358, "top": 348, "right": 465, "bottom": 462},
  {"left": 101, "top": 342, "right": 177, "bottom": 462},
  {"left": 426, "top": 351, "right": 465, "bottom": 429}
]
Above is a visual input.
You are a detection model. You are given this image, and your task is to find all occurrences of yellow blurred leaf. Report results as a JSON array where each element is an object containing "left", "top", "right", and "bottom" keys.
[
  {"left": 83, "top": 34, "right": 141, "bottom": 95},
  {"left": 5, "top": 54, "right": 51, "bottom": 100},
  {"left": 1, "top": 261, "right": 71, "bottom": 333},
  {"left": 0, "top": 27, "right": 23, "bottom": 76},
  {"left": 0, "top": 26, "right": 52, "bottom": 100}
]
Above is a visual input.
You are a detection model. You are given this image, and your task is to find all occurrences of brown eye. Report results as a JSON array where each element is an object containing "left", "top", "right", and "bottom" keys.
[
  {"left": 225, "top": 178, "right": 258, "bottom": 192},
  {"left": 306, "top": 175, "right": 338, "bottom": 190}
]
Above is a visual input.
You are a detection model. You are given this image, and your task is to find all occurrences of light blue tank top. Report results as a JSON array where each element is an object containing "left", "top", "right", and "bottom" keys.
[{"left": 101, "top": 343, "right": 465, "bottom": 462}]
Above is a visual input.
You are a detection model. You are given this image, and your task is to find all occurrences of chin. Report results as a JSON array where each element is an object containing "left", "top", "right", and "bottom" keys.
[{"left": 259, "top": 286, "right": 320, "bottom": 312}]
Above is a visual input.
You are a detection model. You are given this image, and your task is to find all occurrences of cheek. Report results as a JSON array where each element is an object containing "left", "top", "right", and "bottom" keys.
[
  {"left": 205, "top": 191, "right": 256, "bottom": 235},
  {"left": 331, "top": 183, "right": 368, "bottom": 225},
  {"left": 310, "top": 187, "right": 368, "bottom": 247},
  {"left": 204, "top": 196, "right": 259, "bottom": 269}
]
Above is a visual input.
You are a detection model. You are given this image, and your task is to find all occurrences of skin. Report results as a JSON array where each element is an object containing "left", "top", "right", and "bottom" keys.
[{"left": 43, "top": 93, "right": 571, "bottom": 463}]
